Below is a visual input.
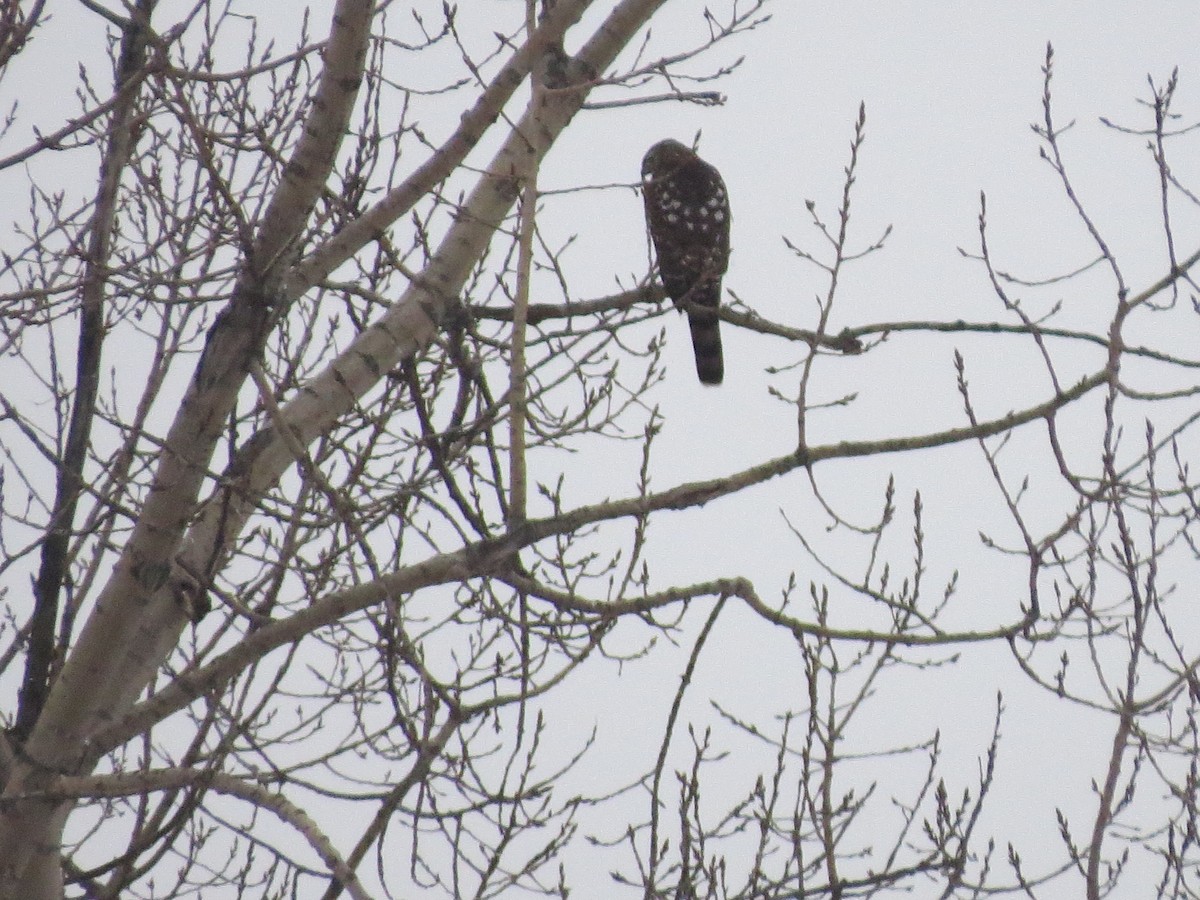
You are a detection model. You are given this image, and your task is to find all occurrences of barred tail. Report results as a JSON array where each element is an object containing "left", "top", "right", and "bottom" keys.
[{"left": 687, "top": 306, "right": 723, "bottom": 385}]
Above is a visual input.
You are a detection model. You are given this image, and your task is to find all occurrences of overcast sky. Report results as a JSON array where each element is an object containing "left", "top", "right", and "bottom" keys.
[
  {"left": 541, "top": 3, "right": 1200, "bottom": 891},
  {"left": 4, "top": 1, "right": 1200, "bottom": 894}
]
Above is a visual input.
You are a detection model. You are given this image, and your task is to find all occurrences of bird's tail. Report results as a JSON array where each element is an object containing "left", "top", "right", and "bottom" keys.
[{"left": 686, "top": 306, "right": 723, "bottom": 385}]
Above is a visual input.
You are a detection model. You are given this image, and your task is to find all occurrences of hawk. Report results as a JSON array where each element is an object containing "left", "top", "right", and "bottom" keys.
[{"left": 641, "top": 139, "right": 731, "bottom": 385}]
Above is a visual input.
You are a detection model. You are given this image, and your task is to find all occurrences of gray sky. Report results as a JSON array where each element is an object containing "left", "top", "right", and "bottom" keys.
[
  {"left": 4, "top": 1, "right": 1200, "bottom": 895},
  {"left": 538, "top": 3, "right": 1200, "bottom": 891}
]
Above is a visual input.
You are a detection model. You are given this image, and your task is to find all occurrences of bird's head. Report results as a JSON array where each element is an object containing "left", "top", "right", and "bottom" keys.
[{"left": 641, "top": 139, "right": 694, "bottom": 180}]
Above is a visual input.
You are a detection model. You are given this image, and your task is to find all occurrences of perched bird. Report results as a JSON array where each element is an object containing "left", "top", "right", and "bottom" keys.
[{"left": 641, "top": 139, "right": 731, "bottom": 385}]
